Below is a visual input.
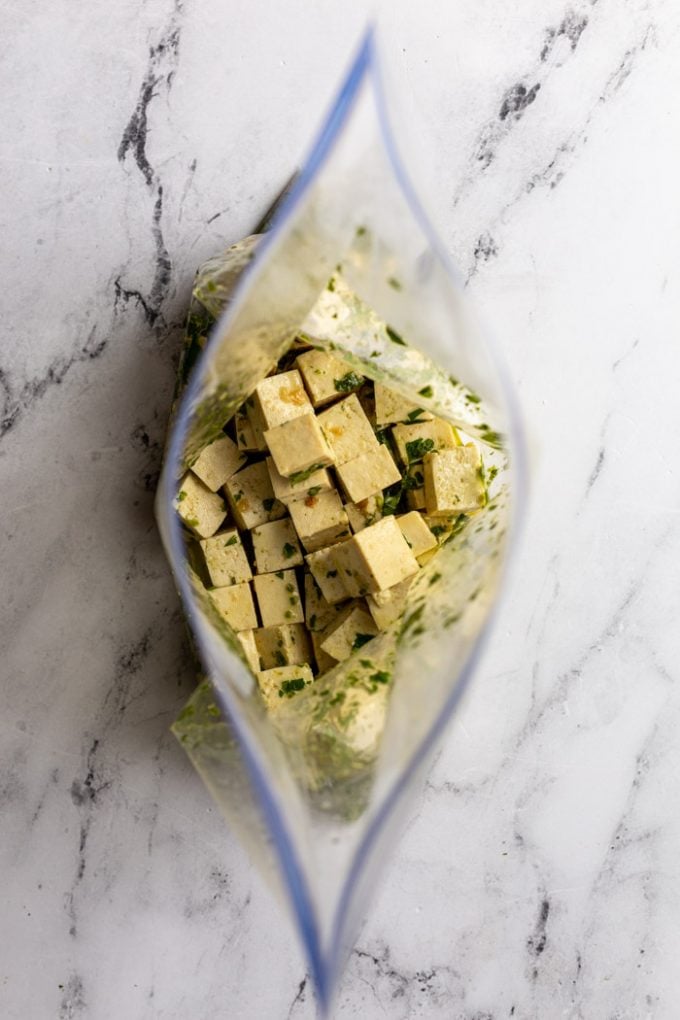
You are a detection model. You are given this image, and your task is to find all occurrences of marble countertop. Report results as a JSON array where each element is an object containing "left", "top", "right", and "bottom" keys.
[{"left": 2, "top": 1, "right": 679, "bottom": 1017}]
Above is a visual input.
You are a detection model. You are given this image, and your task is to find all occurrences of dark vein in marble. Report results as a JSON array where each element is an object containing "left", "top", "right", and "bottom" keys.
[
  {"left": 58, "top": 973, "right": 86, "bottom": 1019},
  {"left": 0, "top": 326, "right": 106, "bottom": 440},
  {"left": 586, "top": 447, "right": 605, "bottom": 493},
  {"left": 541, "top": 10, "right": 590, "bottom": 63},
  {"left": 115, "top": 1, "right": 183, "bottom": 327},
  {"left": 285, "top": 976, "right": 307, "bottom": 1019},
  {"left": 527, "top": 897, "right": 550, "bottom": 978}
]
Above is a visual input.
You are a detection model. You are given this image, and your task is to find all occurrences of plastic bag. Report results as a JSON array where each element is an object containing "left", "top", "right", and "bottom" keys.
[{"left": 156, "top": 28, "right": 525, "bottom": 1014}]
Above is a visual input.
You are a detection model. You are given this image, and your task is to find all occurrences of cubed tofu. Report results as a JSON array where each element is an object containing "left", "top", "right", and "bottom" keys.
[
  {"left": 191, "top": 434, "right": 246, "bottom": 491},
  {"left": 235, "top": 405, "right": 262, "bottom": 453},
  {"left": 253, "top": 624, "right": 311, "bottom": 670},
  {"left": 210, "top": 582, "right": 258, "bottom": 632},
  {"left": 266, "top": 457, "right": 332, "bottom": 506},
  {"left": 296, "top": 348, "right": 363, "bottom": 407},
  {"left": 406, "top": 486, "right": 427, "bottom": 511},
  {"left": 391, "top": 418, "right": 459, "bottom": 466},
  {"left": 305, "top": 547, "right": 353, "bottom": 605},
  {"left": 253, "top": 370, "right": 313, "bottom": 429},
  {"left": 223, "top": 461, "right": 286, "bottom": 530},
  {"left": 331, "top": 517, "right": 419, "bottom": 595},
  {"left": 367, "top": 577, "right": 414, "bottom": 630},
  {"left": 304, "top": 572, "right": 344, "bottom": 632},
  {"left": 317, "top": 393, "right": 379, "bottom": 465},
  {"left": 251, "top": 519, "right": 303, "bottom": 573},
  {"left": 264, "top": 413, "right": 334, "bottom": 479},
  {"left": 319, "top": 604, "right": 379, "bottom": 662},
  {"left": 397, "top": 512, "right": 437, "bottom": 559},
  {"left": 335, "top": 444, "right": 401, "bottom": 503},
  {"left": 237, "top": 630, "right": 260, "bottom": 673},
  {"left": 253, "top": 570, "right": 304, "bottom": 627},
  {"left": 176, "top": 473, "right": 228, "bottom": 539},
  {"left": 345, "top": 495, "right": 383, "bottom": 533},
  {"left": 423, "top": 447, "right": 486, "bottom": 516},
  {"left": 200, "top": 529, "right": 252, "bottom": 587},
  {"left": 311, "top": 631, "right": 338, "bottom": 675},
  {"left": 374, "top": 381, "right": 433, "bottom": 426},
  {"left": 256, "top": 663, "right": 314, "bottom": 712},
  {"left": 288, "top": 489, "right": 350, "bottom": 552}
]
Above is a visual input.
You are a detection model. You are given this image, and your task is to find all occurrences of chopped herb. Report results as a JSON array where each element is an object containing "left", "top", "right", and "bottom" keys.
[
  {"left": 370, "top": 670, "right": 391, "bottom": 685},
  {"left": 289, "top": 462, "right": 326, "bottom": 484},
  {"left": 186, "top": 517, "right": 200, "bottom": 529},
  {"left": 307, "top": 485, "right": 322, "bottom": 498},
  {"left": 275, "top": 570, "right": 284, "bottom": 579},
  {"left": 352, "top": 633, "right": 374, "bottom": 651},
  {"left": 233, "top": 491, "right": 243, "bottom": 503},
  {"left": 285, "top": 582, "right": 295, "bottom": 592},
  {"left": 388, "top": 277, "right": 402, "bottom": 290},
  {"left": 381, "top": 484, "right": 402, "bottom": 516},
  {"left": 465, "top": 391, "right": 481, "bottom": 405},
  {"left": 327, "top": 277, "right": 336, "bottom": 292},
  {"left": 375, "top": 427, "right": 390, "bottom": 445},
  {"left": 370, "top": 350, "right": 380, "bottom": 358},
  {"left": 282, "top": 542, "right": 296, "bottom": 559},
  {"left": 402, "top": 470, "right": 423, "bottom": 491},
  {"left": 356, "top": 226, "right": 367, "bottom": 237},
  {"left": 329, "top": 691, "right": 346, "bottom": 707},
  {"left": 284, "top": 610, "right": 292, "bottom": 619},
  {"left": 386, "top": 325, "right": 406, "bottom": 346},
  {"left": 334, "top": 370, "right": 363, "bottom": 393},
  {"left": 449, "top": 375, "right": 459, "bottom": 387},
  {"left": 178, "top": 490, "right": 187, "bottom": 502},
  {"left": 224, "top": 535, "right": 238, "bottom": 547},
  {"left": 405, "top": 437, "right": 435, "bottom": 462},
  {"left": 326, "top": 569, "right": 338, "bottom": 578},
  {"left": 278, "top": 677, "right": 305, "bottom": 698},
  {"left": 418, "top": 385, "right": 433, "bottom": 399},
  {"left": 487, "top": 465, "right": 499, "bottom": 483},
  {"left": 288, "top": 596, "right": 297, "bottom": 606},
  {"left": 406, "top": 408, "right": 426, "bottom": 423},
  {"left": 430, "top": 525, "right": 446, "bottom": 537},
  {"left": 359, "top": 659, "right": 373, "bottom": 669},
  {"left": 309, "top": 614, "right": 317, "bottom": 629},
  {"left": 429, "top": 572, "right": 442, "bottom": 586},
  {"left": 274, "top": 651, "right": 287, "bottom": 667},
  {"left": 263, "top": 497, "right": 275, "bottom": 512}
]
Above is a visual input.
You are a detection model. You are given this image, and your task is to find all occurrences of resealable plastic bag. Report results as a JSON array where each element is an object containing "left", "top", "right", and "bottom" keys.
[{"left": 156, "top": 28, "right": 525, "bottom": 1015}]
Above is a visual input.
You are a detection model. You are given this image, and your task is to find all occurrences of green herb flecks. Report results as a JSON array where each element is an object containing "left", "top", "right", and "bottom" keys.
[
  {"left": 352, "top": 633, "right": 374, "bottom": 652},
  {"left": 406, "top": 408, "right": 427, "bottom": 423},
  {"left": 334, "top": 371, "right": 364, "bottom": 393},
  {"left": 224, "top": 535, "right": 238, "bottom": 546},
  {"left": 405, "top": 437, "right": 435, "bottom": 462},
  {"left": 282, "top": 542, "right": 297, "bottom": 560},
  {"left": 278, "top": 677, "right": 306, "bottom": 698},
  {"left": 307, "top": 485, "right": 322, "bottom": 498},
  {"left": 418, "top": 385, "right": 433, "bottom": 399},
  {"left": 385, "top": 325, "right": 406, "bottom": 346},
  {"left": 178, "top": 490, "right": 187, "bottom": 502},
  {"left": 289, "top": 462, "right": 326, "bottom": 485},
  {"left": 263, "top": 497, "right": 275, "bottom": 512},
  {"left": 388, "top": 277, "right": 402, "bottom": 291}
]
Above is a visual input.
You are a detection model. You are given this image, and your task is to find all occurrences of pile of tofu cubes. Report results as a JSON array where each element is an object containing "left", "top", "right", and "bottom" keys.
[{"left": 175, "top": 343, "right": 486, "bottom": 710}]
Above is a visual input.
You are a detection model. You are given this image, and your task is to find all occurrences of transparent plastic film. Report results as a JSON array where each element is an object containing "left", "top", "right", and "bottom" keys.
[{"left": 158, "top": 29, "right": 525, "bottom": 1014}]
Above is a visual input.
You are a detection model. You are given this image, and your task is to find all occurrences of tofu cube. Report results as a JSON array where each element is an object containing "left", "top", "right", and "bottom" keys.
[
  {"left": 305, "top": 547, "right": 352, "bottom": 605},
  {"left": 406, "top": 486, "right": 427, "bottom": 511},
  {"left": 223, "top": 461, "right": 286, "bottom": 530},
  {"left": 200, "top": 529, "right": 252, "bottom": 587},
  {"left": 235, "top": 405, "right": 262, "bottom": 453},
  {"left": 391, "top": 418, "right": 459, "bottom": 466},
  {"left": 253, "top": 370, "right": 313, "bottom": 429},
  {"left": 254, "top": 624, "right": 311, "bottom": 670},
  {"left": 237, "top": 630, "right": 260, "bottom": 673},
  {"left": 304, "top": 572, "right": 344, "bottom": 632},
  {"left": 176, "top": 473, "right": 227, "bottom": 538},
  {"left": 210, "top": 582, "right": 258, "bottom": 632},
  {"left": 266, "top": 457, "right": 332, "bottom": 506},
  {"left": 256, "top": 663, "right": 314, "bottom": 712},
  {"left": 335, "top": 444, "right": 401, "bottom": 503},
  {"left": 264, "top": 413, "right": 334, "bottom": 479},
  {"left": 345, "top": 495, "right": 383, "bottom": 533},
  {"left": 191, "top": 434, "right": 246, "bottom": 491},
  {"left": 288, "top": 489, "right": 350, "bottom": 552},
  {"left": 311, "top": 631, "right": 338, "bottom": 675},
  {"left": 331, "top": 517, "right": 419, "bottom": 595},
  {"left": 367, "top": 577, "right": 414, "bottom": 631},
  {"left": 317, "top": 394, "right": 379, "bottom": 465},
  {"left": 296, "top": 348, "right": 363, "bottom": 407},
  {"left": 397, "top": 512, "right": 437, "bottom": 559},
  {"left": 423, "top": 447, "right": 486, "bottom": 516},
  {"left": 319, "top": 604, "right": 379, "bottom": 662},
  {"left": 253, "top": 570, "right": 304, "bottom": 627},
  {"left": 251, "top": 519, "right": 303, "bottom": 574},
  {"left": 374, "top": 381, "right": 433, "bottom": 426}
]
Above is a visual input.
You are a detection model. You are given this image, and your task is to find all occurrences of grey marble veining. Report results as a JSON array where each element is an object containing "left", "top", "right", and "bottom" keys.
[{"left": 2, "top": 0, "right": 680, "bottom": 1017}]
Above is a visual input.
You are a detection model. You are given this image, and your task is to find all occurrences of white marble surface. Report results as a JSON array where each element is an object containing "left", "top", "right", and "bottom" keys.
[{"left": 2, "top": 1, "right": 680, "bottom": 1017}]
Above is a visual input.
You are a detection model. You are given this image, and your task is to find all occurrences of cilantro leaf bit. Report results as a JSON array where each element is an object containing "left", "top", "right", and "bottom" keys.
[
  {"left": 352, "top": 633, "right": 374, "bottom": 651},
  {"left": 386, "top": 325, "right": 406, "bottom": 346},
  {"left": 178, "top": 490, "right": 187, "bottom": 502},
  {"left": 224, "top": 535, "right": 238, "bottom": 547},
  {"left": 418, "top": 385, "right": 433, "bottom": 399},
  {"left": 278, "top": 677, "right": 306, "bottom": 698},
  {"left": 263, "top": 497, "right": 275, "bottom": 512},
  {"left": 405, "top": 437, "right": 435, "bottom": 462},
  {"left": 406, "top": 408, "right": 427, "bottom": 423},
  {"left": 334, "top": 371, "right": 364, "bottom": 393},
  {"left": 388, "top": 277, "right": 402, "bottom": 291},
  {"left": 289, "top": 462, "right": 327, "bottom": 485},
  {"left": 282, "top": 542, "right": 297, "bottom": 559}
]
